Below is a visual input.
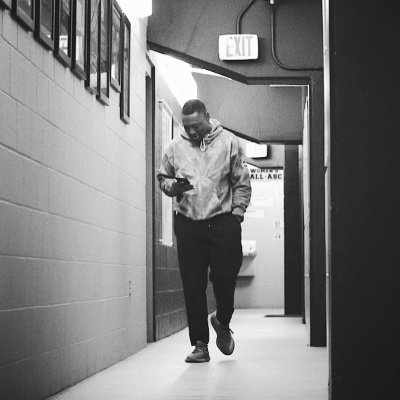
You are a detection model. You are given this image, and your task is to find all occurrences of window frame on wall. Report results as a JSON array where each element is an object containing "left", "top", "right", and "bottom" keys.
[
  {"left": 71, "top": 0, "right": 87, "bottom": 79},
  {"left": 120, "top": 13, "right": 130, "bottom": 123},
  {"left": 12, "top": 0, "right": 35, "bottom": 31},
  {"left": 110, "top": 0, "right": 122, "bottom": 92},
  {"left": 0, "top": 0, "right": 12, "bottom": 10},
  {"left": 54, "top": 0, "right": 73, "bottom": 67},
  {"left": 34, "top": 0, "right": 55, "bottom": 50},
  {"left": 96, "top": 0, "right": 110, "bottom": 105},
  {"left": 85, "top": 0, "right": 99, "bottom": 94}
]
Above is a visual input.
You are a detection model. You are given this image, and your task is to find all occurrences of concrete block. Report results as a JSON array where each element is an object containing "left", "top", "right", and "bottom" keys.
[
  {"left": 72, "top": 73, "right": 87, "bottom": 107},
  {"left": 83, "top": 301, "right": 103, "bottom": 339},
  {"left": 42, "top": 47, "right": 55, "bottom": 79},
  {"left": 25, "top": 64, "right": 37, "bottom": 112},
  {"left": 55, "top": 60, "right": 74, "bottom": 96},
  {"left": 0, "top": 308, "right": 33, "bottom": 364},
  {"left": 48, "top": 260, "right": 72, "bottom": 305},
  {"left": 64, "top": 302, "right": 95, "bottom": 345},
  {"left": 22, "top": 158, "right": 37, "bottom": 208},
  {"left": 16, "top": 102, "right": 31, "bottom": 155},
  {"left": 0, "top": 256, "right": 14, "bottom": 311},
  {"left": 33, "top": 352, "right": 51, "bottom": 399},
  {"left": 49, "top": 79, "right": 61, "bottom": 126},
  {"left": 131, "top": 65, "right": 145, "bottom": 99},
  {"left": 36, "top": 164, "right": 49, "bottom": 210},
  {"left": 0, "top": 360, "right": 25, "bottom": 399},
  {"left": 0, "top": 257, "right": 38, "bottom": 310},
  {"left": 32, "top": 211, "right": 44, "bottom": 258},
  {"left": 17, "top": 24, "right": 31, "bottom": 59},
  {"left": 69, "top": 341, "right": 89, "bottom": 386},
  {"left": 0, "top": 38, "right": 10, "bottom": 92},
  {"left": 0, "top": 93, "right": 17, "bottom": 150},
  {"left": 0, "top": 201, "right": 15, "bottom": 255},
  {"left": 47, "top": 169, "right": 61, "bottom": 215},
  {"left": 42, "top": 213, "right": 55, "bottom": 260},
  {"left": 96, "top": 329, "right": 125, "bottom": 370},
  {"left": 102, "top": 298, "right": 120, "bottom": 334},
  {"left": 42, "top": 119, "right": 56, "bottom": 167},
  {"left": 129, "top": 265, "right": 146, "bottom": 296},
  {"left": 34, "top": 259, "right": 52, "bottom": 306},
  {"left": 10, "top": 48, "right": 27, "bottom": 104},
  {"left": 131, "top": 35, "right": 146, "bottom": 74},
  {"left": 30, "top": 38, "right": 44, "bottom": 70},
  {"left": 11, "top": 206, "right": 30, "bottom": 256},
  {"left": 67, "top": 262, "right": 85, "bottom": 302},
  {"left": 131, "top": 91, "right": 145, "bottom": 130},
  {"left": 31, "top": 306, "right": 56, "bottom": 356},
  {"left": 2, "top": 204, "right": 40, "bottom": 257},
  {"left": 22, "top": 357, "right": 39, "bottom": 400},
  {"left": 30, "top": 111, "right": 44, "bottom": 162},
  {"left": 53, "top": 304, "right": 66, "bottom": 349},
  {"left": 132, "top": 125, "right": 146, "bottom": 159},
  {"left": 104, "top": 101, "right": 121, "bottom": 134},
  {"left": 36, "top": 71, "right": 49, "bottom": 119},
  {"left": 2, "top": 10, "right": 17, "bottom": 47},
  {"left": 128, "top": 293, "right": 146, "bottom": 325},
  {"left": 50, "top": 129, "right": 66, "bottom": 171},
  {"left": 130, "top": 180, "right": 146, "bottom": 211},
  {"left": 49, "top": 346, "right": 73, "bottom": 394},
  {"left": 86, "top": 337, "right": 101, "bottom": 377},
  {"left": 126, "top": 321, "right": 147, "bottom": 355},
  {"left": 0, "top": 148, "right": 23, "bottom": 204}
]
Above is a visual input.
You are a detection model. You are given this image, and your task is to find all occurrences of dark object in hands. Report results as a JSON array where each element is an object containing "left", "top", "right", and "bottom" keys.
[{"left": 160, "top": 174, "right": 191, "bottom": 185}]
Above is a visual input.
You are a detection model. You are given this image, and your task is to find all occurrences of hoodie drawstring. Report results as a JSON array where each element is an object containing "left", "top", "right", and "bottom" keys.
[{"left": 200, "top": 138, "right": 206, "bottom": 152}]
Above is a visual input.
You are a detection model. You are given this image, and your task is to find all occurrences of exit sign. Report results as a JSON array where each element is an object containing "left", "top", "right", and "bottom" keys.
[{"left": 218, "top": 34, "right": 258, "bottom": 60}]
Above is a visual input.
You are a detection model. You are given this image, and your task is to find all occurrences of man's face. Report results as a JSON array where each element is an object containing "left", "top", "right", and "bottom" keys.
[{"left": 182, "top": 111, "right": 212, "bottom": 143}]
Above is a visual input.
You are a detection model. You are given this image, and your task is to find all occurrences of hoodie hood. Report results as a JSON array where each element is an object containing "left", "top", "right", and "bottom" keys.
[
  {"left": 181, "top": 118, "right": 223, "bottom": 151},
  {"left": 157, "top": 124, "right": 252, "bottom": 221}
]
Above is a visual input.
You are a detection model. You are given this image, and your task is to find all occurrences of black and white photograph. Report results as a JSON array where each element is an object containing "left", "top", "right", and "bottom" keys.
[{"left": 0, "top": 1, "right": 397, "bottom": 399}]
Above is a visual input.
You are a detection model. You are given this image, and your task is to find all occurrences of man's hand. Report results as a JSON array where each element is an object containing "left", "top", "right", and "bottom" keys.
[
  {"left": 233, "top": 214, "right": 244, "bottom": 223},
  {"left": 171, "top": 179, "right": 194, "bottom": 195}
]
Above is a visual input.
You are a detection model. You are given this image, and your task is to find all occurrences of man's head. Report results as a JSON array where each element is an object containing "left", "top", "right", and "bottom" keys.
[{"left": 181, "top": 99, "right": 212, "bottom": 143}]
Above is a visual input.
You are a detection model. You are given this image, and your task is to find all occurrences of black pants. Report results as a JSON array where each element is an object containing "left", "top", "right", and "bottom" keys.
[{"left": 174, "top": 212, "right": 243, "bottom": 345}]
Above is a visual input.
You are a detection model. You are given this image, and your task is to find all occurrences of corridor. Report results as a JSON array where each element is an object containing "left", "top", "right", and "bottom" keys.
[{"left": 49, "top": 309, "right": 328, "bottom": 400}]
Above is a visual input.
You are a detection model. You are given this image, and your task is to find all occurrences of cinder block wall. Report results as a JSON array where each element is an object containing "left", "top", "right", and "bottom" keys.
[{"left": 0, "top": 7, "right": 148, "bottom": 399}]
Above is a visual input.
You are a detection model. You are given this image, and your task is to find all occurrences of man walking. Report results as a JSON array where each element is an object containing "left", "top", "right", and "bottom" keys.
[{"left": 157, "top": 99, "right": 251, "bottom": 362}]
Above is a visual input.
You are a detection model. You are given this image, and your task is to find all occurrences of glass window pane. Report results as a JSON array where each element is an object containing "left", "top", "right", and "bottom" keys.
[
  {"left": 99, "top": 0, "right": 109, "bottom": 98},
  {"left": 74, "top": 0, "right": 86, "bottom": 70},
  {"left": 111, "top": 7, "right": 121, "bottom": 85},
  {"left": 59, "top": 0, "right": 71, "bottom": 56},
  {"left": 89, "top": 0, "right": 99, "bottom": 91},
  {"left": 123, "top": 22, "right": 130, "bottom": 115},
  {"left": 19, "top": 0, "right": 33, "bottom": 18},
  {"left": 40, "top": 0, "right": 53, "bottom": 38}
]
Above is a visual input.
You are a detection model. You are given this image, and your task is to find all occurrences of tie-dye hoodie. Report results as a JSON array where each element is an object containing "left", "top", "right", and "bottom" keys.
[{"left": 157, "top": 119, "right": 251, "bottom": 221}]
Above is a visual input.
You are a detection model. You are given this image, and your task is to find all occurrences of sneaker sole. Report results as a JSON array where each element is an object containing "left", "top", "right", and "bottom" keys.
[
  {"left": 185, "top": 356, "right": 210, "bottom": 363},
  {"left": 211, "top": 314, "right": 235, "bottom": 355}
]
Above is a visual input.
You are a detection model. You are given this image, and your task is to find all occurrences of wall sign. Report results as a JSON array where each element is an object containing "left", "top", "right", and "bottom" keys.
[
  {"left": 218, "top": 34, "right": 258, "bottom": 60},
  {"left": 248, "top": 167, "right": 283, "bottom": 181}
]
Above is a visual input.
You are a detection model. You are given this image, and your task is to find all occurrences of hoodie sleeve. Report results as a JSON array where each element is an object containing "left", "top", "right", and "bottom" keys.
[
  {"left": 156, "top": 144, "right": 178, "bottom": 197},
  {"left": 230, "top": 137, "right": 252, "bottom": 218}
]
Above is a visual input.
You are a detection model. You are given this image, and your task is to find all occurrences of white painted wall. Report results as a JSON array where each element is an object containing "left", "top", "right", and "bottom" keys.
[
  {"left": 0, "top": 6, "right": 148, "bottom": 398},
  {"left": 235, "top": 165, "right": 285, "bottom": 309}
]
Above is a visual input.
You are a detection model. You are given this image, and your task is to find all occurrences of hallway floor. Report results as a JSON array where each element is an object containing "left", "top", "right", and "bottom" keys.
[{"left": 49, "top": 309, "right": 329, "bottom": 400}]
